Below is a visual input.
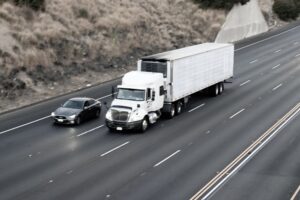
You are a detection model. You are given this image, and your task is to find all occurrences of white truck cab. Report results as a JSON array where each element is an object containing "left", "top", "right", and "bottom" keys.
[{"left": 105, "top": 71, "right": 165, "bottom": 132}]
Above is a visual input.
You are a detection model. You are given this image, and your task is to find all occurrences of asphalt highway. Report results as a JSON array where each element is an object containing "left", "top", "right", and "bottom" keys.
[{"left": 0, "top": 23, "right": 300, "bottom": 200}]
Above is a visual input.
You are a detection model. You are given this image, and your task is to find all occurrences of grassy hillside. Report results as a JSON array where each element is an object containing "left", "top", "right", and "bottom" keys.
[{"left": 0, "top": 0, "right": 226, "bottom": 111}]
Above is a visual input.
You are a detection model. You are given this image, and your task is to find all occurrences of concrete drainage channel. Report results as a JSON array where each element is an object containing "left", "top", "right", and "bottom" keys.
[{"left": 190, "top": 102, "right": 300, "bottom": 200}]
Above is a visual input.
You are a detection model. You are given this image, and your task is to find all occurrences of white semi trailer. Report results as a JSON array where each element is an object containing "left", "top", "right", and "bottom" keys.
[{"left": 105, "top": 43, "right": 234, "bottom": 132}]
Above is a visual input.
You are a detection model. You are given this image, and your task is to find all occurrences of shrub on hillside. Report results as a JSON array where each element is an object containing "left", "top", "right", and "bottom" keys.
[
  {"left": 194, "top": 0, "right": 250, "bottom": 10},
  {"left": 14, "top": 0, "right": 45, "bottom": 10},
  {"left": 273, "top": 0, "right": 299, "bottom": 21}
]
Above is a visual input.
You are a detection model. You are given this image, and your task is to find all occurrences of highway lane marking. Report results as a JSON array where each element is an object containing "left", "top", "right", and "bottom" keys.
[
  {"left": 96, "top": 92, "right": 117, "bottom": 100},
  {"left": 239, "top": 80, "right": 251, "bottom": 87},
  {"left": 294, "top": 42, "right": 299, "bottom": 45},
  {"left": 274, "top": 49, "right": 281, "bottom": 53},
  {"left": 0, "top": 92, "right": 115, "bottom": 135},
  {"left": 190, "top": 102, "right": 300, "bottom": 200},
  {"left": 295, "top": 54, "right": 300, "bottom": 58},
  {"left": 76, "top": 125, "right": 104, "bottom": 137},
  {"left": 291, "top": 185, "right": 300, "bottom": 200},
  {"left": 235, "top": 25, "right": 300, "bottom": 51},
  {"left": 250, "top": 59, "right": 258, "bottom": 64},
  {"left": 188, "top": 104, "right": 205, "bottom": 113},
  {"left": 154, "top": 150, "right": 181, "bottom": 167},
  {"left": 272, "top": 64, "right": 281, "bottom": 70},
  {"left": 229, "top": 109, "right": 245, "bottom": 119},
  {"left": 0, "top": 115, "right": 51, "bottom": 135},
  {"left": 100, "top": 141, "right": 130, "bottom": 157},
  {"left": 272, "top": 83, "right": 282, "bottom": 91}
]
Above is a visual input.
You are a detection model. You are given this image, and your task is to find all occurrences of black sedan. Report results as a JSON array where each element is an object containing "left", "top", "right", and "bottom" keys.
[{"left": 51, "top": 97, "right": 101, "bottom": 125}]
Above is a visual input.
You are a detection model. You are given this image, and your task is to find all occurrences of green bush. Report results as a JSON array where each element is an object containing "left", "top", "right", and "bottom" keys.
[
  {"left": 194, "top": 0, "right": 250, "bottom": 10},
  {"left": 273, "top": 0, "right": 299, "bottom": 21},
  {"left": 14, "top": 0, "right": 45, "bottom": 11}
]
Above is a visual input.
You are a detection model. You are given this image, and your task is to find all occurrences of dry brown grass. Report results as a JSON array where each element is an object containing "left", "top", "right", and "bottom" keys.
[{"left": 0, "top": 0, "right": 226, "bottom": 102}]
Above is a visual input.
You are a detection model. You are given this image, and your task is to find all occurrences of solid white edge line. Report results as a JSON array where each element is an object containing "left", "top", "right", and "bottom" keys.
[
  {"left": 229, "top": 109, "right": 245, "bottom": 119},
  {"left": 189, "top": 104, "right": 205, "bottom": 113},
  {"left": 201, "top": 106, "right": 300, "bottom": 200},
  {"left": 250, "top": 59, "right": 258, "bottom": 64},
  {"left": 100, "top": 141, "right": 130, "bottom": 157},
  {"left": 154, "top": 150, "right": 181, "bottom": 167},
  {"left": 77, "top": 125, "right": 104, "bottom": 137},
  {"left": 0, "top": 115, "right": 50, "bottom": 135},
  {"left": 239, "top": 80, "right": 251, "bottom": 87},
  {"left": 96, "top": 92, "right": 117, "bottom": 100},
  {"left": 291, "top": 185, "right": 300, "bottom": 200},
  {"left": 235, "top": 25, "right": 300, "bottom": 51},
  {"left": 272, "top": 64, "right": 281, "bottom": 69},
  {"left": 272, "top": 83, "right": 282, "bottom": 91}
]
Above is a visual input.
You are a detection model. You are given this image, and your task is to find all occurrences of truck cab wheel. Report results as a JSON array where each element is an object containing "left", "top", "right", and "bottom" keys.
[
  {"left": 140, "top": 118, "right": 149, "bottom": 133},
  {"left": 176, "top": 101, "right": 182, "bottom": 115}
]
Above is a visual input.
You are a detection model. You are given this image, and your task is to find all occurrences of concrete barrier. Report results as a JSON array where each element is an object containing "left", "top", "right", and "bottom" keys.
[{"left": 215, "top": 0, "right": 268, "bottom": 43}]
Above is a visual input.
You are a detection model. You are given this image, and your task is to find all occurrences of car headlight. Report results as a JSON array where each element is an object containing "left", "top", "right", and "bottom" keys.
[
  {"left": 68, "top": 114, "right": 77, "bottom": 120},
  {"left": 106, "top": 109, "right": 112, "bottom": 121},
  {"left": 51, "top": 112, "right": 55, "bottom": 117}
]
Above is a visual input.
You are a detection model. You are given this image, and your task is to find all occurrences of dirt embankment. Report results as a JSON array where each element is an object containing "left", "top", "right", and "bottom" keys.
[{"left": 0, "top": 0, "right": 227, "bottom": 112}]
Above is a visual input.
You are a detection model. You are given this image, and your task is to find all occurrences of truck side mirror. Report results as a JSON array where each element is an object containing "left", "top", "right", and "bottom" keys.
[
  {"left": 103, "top": 101, "right": 109, "bottom": 110},
  {"left": 152, "top": 91, "right": 155, "bottom": 101}
]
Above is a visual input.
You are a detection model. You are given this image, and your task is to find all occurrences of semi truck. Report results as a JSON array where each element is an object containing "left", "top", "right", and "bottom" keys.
[{"left": 105, "top": 43, "right": 234, "bottom": 132}]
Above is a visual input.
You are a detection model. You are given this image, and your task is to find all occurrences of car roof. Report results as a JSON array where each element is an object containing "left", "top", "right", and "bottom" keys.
[{"left": 69, "top": 97, "right": 94, "bottom": 102}]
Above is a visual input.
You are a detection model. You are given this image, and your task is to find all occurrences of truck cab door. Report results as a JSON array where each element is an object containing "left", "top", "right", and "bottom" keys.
[{"left": 146, "top": 88, "right": 153, "bottom": 110}]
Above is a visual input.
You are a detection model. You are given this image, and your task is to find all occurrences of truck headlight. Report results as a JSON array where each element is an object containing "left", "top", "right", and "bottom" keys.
[
  {"left": 106, "top": 109, "right": 112, "bottom": 121},
  {"left": 128, "top": 112, "right": 140, "bottom": 122}
]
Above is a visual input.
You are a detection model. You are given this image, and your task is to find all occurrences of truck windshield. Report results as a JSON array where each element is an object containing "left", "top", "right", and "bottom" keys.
[{"left": 117, "top": 89, "right": 145, "bottom": 101}]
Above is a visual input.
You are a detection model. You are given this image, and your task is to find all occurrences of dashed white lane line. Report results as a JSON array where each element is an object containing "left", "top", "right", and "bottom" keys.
[
  {"left": 274, "top": 49, "right": 281, "bottom": 53},
  {"left": 188, "top": 104, "right": 205, "bottom": 113},
  {"left": 272, "top": 64, "right": 281, "bottom": 70},
  {"left": 239, "top": 80, "right": 251, "bottom": 87},
  {"left": 272, "top": 83, "right": 282, "bottom": 91},
  {"left": 100, "top": 141, "right": 130, "bottom": 157},
  {"left": 294, "top": 42, "right": 299, "bottom": 45},
  {"left": 0, "top": 115, "right": 50, "bottom": 135},
  {"left": 77, "top": 125, "right": 104, "bottom": 137},
  {"left": 291, "top": 185, "right": 300, "bottom": 200},
  {"left": 229, "top": 109, "right": 245, "bottom": 119},
  {"left": 250, "top": 59, "right": 258, "bottom": 64},
  {"left": 295, "top": 54, "right": 300, "bottom": 58},
  {"left": 154, "top": 150, "right": 181, "bottom": 167}
]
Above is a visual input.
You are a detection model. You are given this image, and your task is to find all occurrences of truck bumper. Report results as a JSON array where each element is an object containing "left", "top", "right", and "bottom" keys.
[{"left": 105, "top": 119, "right": 142, "bottom": 131}]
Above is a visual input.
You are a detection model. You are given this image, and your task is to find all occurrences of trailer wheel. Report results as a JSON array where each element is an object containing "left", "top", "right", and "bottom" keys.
[
  {"left": 176, "top": 101, "right": 183, "bottom": 115},
  {"left": 168, "top": 104, "right": 175, "bottom": 119},
  {"left": 212, "top": 84, "right": 219, "bottom": 97},
  {"left": 219, "top": 82, "right": 224, "bottom": 94}
]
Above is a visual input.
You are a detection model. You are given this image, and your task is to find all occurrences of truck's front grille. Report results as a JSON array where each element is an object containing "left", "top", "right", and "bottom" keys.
[{"left": 111, "top": 110, "right": 130, "bottom": 122}]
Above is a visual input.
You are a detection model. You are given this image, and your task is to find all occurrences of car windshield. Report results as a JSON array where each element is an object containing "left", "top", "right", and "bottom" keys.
[
  {"left": 62, "top": 100, "right": 84, "bottom": 109},
  {"left": 117, "top": 88, "right": 145, "bottom": 101}
]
